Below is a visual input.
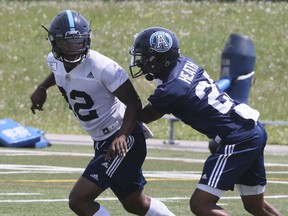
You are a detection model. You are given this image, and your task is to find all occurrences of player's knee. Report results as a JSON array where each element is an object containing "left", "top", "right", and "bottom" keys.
[
  {"left": 68, "top": 193, "right": 79, "bottom": 213},
  {"left": 242, "top": 197, "right": 265, "bottom": 215},
  {"left": 190, "top": 196, "right": 201, "bottom": 214},
  {"left": 190, "top": 194, "right": 212, "bottom": 215},
  {"left": 122, "top": 203, "right": 139, "bottom": 214},
  {"left": 243, "top": 202, "right": 259, "bottom": 215},
  {"left": 121, "top": 194, "right": 150, "bottom": 215},
  {"left": 68, "top": 191, "right": 86, "bottom": 214},
  {"left": 122, "top": 199, "right": 149, "bottom": 215}
]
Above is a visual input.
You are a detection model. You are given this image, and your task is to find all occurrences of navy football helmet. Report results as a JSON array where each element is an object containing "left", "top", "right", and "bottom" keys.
[
  {"left": 43, "top": 10, "right": 91, "bottom": 67},
  {"left": 129, "top": 27, "right": 180, "bottom": 80}
]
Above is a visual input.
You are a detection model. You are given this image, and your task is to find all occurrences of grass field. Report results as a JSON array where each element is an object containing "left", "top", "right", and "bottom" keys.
[
  {"left": 0, "top": 1, "right": 288, "bottom": 145},
  {"left": 0, "top": 142, "right": 287, "bottom": 216}
]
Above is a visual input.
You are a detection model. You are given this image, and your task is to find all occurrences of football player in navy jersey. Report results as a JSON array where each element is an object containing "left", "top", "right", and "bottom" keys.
[
  {"left": 30, "top": 11, "right": 175, "bottom": 216},
  {"left": 129, "top": 27, "right": 282, "bottom": 216}
]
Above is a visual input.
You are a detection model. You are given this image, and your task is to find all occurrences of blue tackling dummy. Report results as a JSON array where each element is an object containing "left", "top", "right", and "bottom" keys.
[{"left": 0, "top": 118, "right": 50, "bottom": 148}]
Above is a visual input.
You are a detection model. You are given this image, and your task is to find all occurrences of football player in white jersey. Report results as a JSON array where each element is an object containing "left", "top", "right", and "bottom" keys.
[
  {"left": 30, "top": 11, "right": 175, "bottom": 216},
  {"left": 129, "top": 27, "right": 282, "bottom": 216}
]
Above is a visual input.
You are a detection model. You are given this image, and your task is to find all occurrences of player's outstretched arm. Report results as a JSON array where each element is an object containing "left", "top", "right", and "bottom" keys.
[
  {"left": 140, "top": 103, "right": 165, "bottom": 124},
  {"left": 30, "top": 72, "right": 56, "bottom": 114}
]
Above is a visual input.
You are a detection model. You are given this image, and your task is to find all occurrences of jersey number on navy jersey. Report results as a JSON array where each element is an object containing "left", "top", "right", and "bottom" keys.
[
  {"left": 58, "top": 86, "right": 98, "bottom": 121},
  {"left": 195, "top": 71, "right": 233, "bottom": 114}
]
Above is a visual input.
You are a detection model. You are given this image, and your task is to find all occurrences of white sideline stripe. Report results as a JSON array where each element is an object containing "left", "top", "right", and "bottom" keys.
[
  {"left": 0, "top": 164, "right": 84, "bottom": 174},
  {"left": 0, "top": 164, "right": 288, "bottom": 183},
  {"left": 0, "top": 199, "right": 68, "bottom": 203},
  {"left": 0, "top": 164, "right": 203, "bottom": 178},
  {"left": 0, "top": 193, "right": 41, "bottom": 196},
  {"left": 0, "top": 149, "right": 93, "bottom": 157},
  {"left": 1, "top": 195, "right": 288, "bottom": 203},
  {"left": 268, "top": 180, "right": 288, "bottom": 184},
  {"left": 1, "top": 149, "right": 288, "bottom": 167},
  {"left": 0, "top": 149, "right": 205, "bottom": 163},
  {"left": 1, "top": 163, "right": 288, "bottom": 175}
]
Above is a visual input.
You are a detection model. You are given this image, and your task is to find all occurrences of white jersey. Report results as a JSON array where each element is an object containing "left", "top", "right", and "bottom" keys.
[{"left": 46, "top": 50, "right": 129, "bottom": 141}]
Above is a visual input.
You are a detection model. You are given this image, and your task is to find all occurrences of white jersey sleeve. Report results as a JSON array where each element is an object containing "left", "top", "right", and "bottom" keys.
[{"left": 46, "top": 50, "right": 129, "bottom": 141}]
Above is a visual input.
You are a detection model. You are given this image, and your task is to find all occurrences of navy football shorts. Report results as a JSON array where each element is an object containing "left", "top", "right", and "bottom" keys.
[
  {"left": 199, "top": 122, "right": 267, "bottom": 192},
  {"left": 82, "top": 126, "right": 147, "bottom": 200}
]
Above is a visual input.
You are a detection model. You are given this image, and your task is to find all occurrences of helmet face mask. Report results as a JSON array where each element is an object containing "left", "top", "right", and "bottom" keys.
[
  {"left": 45, "top": 10, "right": 91, "bottom": 67},
  {"left": 56, "top": 34, "right": 89, "bottom": 55},
  {"left": 129, "top": 47, "right": 152, "bottom": 78},
  {"left": 129, "top": 27, "right": 180, "bottom": 80}
]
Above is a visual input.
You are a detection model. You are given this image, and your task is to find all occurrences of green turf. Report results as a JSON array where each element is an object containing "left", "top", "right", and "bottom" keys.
[
  {"left": 0, "top": 144, "right": 287, "bottom": 215},
  {"left": 0, "top": 1, "right": 288, "bottom": 145}
]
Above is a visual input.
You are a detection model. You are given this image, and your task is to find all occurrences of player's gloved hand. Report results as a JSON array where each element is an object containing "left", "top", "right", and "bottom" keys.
[
  {"left": 105, "top": 135, "right": 127, "bottom": 160},
  {"left": 30, "top": 86, "right": 47, "bottom": 114}
]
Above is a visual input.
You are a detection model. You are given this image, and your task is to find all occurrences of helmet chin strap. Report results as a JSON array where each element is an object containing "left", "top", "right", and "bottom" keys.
[
  {"left": 62, "top": 56, "right": 83, "bottom": 72},
  {"left": 63, "top": 56, "right": 82, "bottom": 64}
]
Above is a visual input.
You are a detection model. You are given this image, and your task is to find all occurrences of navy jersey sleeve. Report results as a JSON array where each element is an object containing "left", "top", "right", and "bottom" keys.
[{"left": 148, "top": 82, "right": 186, "bottom": 114}]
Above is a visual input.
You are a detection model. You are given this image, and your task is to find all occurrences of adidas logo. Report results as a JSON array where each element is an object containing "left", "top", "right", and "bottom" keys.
[
  {"left": 90, "top": 174, "right": 99, "bottom": 181},
  {"left": 87, "top": 71, "right": 94, "bottom": 78},
  {"left": 201, "top": 174, "right": 207, "bottom": 180},
  {"left": 101, "top": 162, "right": 109, "bottom": 169}
]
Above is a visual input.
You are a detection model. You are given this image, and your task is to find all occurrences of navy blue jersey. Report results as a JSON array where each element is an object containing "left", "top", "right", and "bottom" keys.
[{"left": 148, "top": 56, "right": 260, "bottom": 141}]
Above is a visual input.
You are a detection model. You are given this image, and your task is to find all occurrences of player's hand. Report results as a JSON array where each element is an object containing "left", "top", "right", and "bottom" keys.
[
  {"left": 105, "top": 135, "right": 127, "bottom": 160},
  {"left": 30, "top": 86, "right": 47, "bottom": 114}
]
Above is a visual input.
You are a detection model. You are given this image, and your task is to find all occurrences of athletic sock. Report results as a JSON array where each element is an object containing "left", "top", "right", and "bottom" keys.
[
  {"left": 93, "top": 205, "right": 110, "bottom": 216},
  {"left": 145, "top": 197, "right": 175, "bottom": 216}
]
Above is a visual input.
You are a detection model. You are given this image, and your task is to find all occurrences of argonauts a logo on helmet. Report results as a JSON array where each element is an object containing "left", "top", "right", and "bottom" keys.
[{"left": 149, "top": 31, "right": 173, "bottom": 53}]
